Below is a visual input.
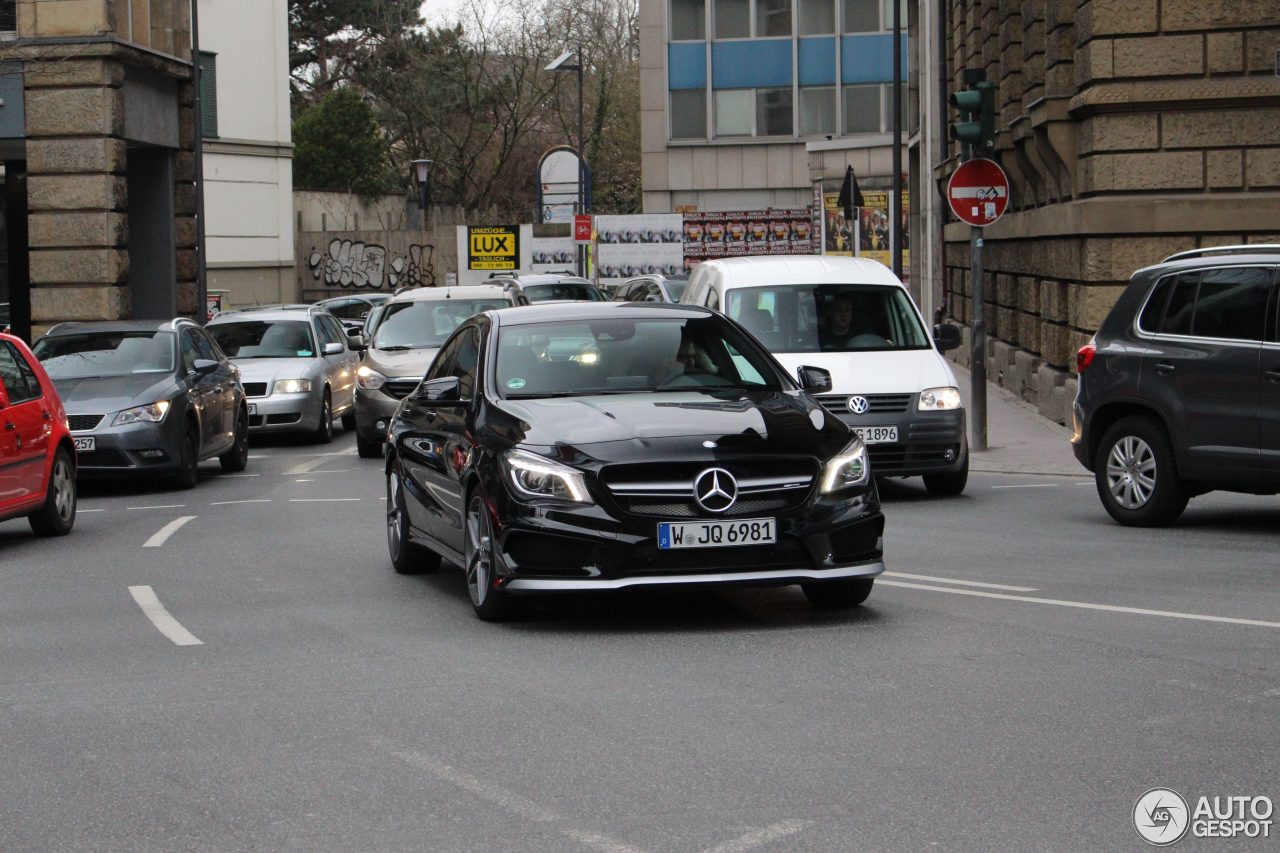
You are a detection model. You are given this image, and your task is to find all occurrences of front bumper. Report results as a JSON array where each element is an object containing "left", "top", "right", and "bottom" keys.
[
  {"left": 70, "top": 419, "right": 183, "bottom": 478},
  {"left": 355, "top": 387, "right": 405, "bottom": 443},
  {"left": 246, "top": 391, "right": 323, "bottom": 433},
  {"left": 819, "top": 400, "right": 967, "bottom": 477},
  {"left": 486, "top": 487, "right": 886, "bottom": 593}
]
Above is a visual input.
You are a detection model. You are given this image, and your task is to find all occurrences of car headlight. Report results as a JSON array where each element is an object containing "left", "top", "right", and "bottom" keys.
[
  {"left": 112, "top": 400, "right": 171, "bottom": 427},
  {"left": 356, "top": 365, "right": 386, "bottom": 390},
  {"left": 918, "top": 386, "right": 962, "bottom": 411},
  {"left": 273, "top": 378, "right": 312, "bottom": 394},
  {"left": 820, "top": 437, "right": 870, "bottom": 492},
  {"left": 503, "top": 449, "right": 591, "bottom": 503}
]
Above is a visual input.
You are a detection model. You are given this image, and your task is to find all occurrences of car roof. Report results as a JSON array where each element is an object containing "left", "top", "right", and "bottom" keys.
[
  {"left": 386, "top": 285, "right": 520, "bottom": 304},
  {"left": 209, "top": 306, "right": 322, "bottom": 324},
  {"left": 509, "top": 274, "right": 595, "bottom": 287},
  {"left": 40, "top": 318, "right": 194, "bottom": 336},
  {"left": 1134, "top": 245, "right": 1280, "bottom": 278},
  {"left": 697, "top": 255, "right": 906, "bottom": 288},
  {"left": 489, "top": 301, "right": 714, "bottom": 327}
]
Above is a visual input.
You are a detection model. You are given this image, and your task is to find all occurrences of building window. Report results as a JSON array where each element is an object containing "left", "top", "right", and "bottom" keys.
[
  {"left": 714, "top": 0, "right": 751, "bottom": 38},
  {"left": 799, "top": 86, "right": 836, "bottom": 135},
  {"left": 671, "top": 90, "right": 708, "bottom": 139},
  {"left": 756, "top": 87, "right": 793, "bottom": 135},
  {"left": 842, "top": 0, "right": 879, "bottom": 32},
  {"left": 882, "top": 0, "right": 906, "bottom": 29},
  {"left": 0, "top": 1, "right": 15, "bottom": 32},
  {"left": 843, "top": 83, "right": 881, "bottom": 134},
  {"left": 199, "top": 51, "right": 218, "bottom": 139},
  {"left": 671, "top": 0, "right": 706, "bottom": 41},
  {"left": 714, "top": 89, "right": 754, "bottom": 136},
  {"left": 798, "top": 0, "right": 835, "bottom": 35},
  {"left": 756, "top": 0, "right": 792, "bottom": 37}
]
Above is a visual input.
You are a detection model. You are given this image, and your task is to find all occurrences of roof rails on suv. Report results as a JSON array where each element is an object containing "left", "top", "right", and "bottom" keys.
[{"left": 1161, "top": 244, "right": 1280, "bottom": 263}]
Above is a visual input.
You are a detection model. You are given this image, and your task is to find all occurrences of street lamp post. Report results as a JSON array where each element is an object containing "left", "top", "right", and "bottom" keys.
[
  {"left": 410, "top": 159, "right": 433, "bottom": 212},
  {"left": 545, "top": 50, "right": 585, "bottom": 276}
]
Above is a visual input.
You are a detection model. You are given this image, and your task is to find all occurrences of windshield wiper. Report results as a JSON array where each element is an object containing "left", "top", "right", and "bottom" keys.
[{"left": 376, "top": 345, "right": 421, "bottom": 351}]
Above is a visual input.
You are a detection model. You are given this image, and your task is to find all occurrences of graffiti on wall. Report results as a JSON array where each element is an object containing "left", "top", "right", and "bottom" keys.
[{"left": 307, "top": 239, "right": 436, "bottom": 289}]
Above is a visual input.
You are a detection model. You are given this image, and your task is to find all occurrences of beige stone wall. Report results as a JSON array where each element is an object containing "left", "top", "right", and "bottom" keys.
[{"left": 940, "top": 0, "right": 1280, "bottom": 420}]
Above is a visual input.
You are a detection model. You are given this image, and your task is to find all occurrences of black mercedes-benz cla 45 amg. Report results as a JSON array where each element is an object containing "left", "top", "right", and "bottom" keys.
[{"left": 384, "top": 302, "right": 885, "bottom": 620}]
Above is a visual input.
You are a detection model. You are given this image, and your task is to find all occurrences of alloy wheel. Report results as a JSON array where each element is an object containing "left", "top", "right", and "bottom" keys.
[
  {"left": 51, "top": 454, "right": 75, "bottom": 522},
  {"left": 465, "top": 497, "right": 493, "bottom": 607},
  {"left": 1105, "top": 435, "right": 1156, "bottom": 510},
  {"left": 387, "top": 470, "right": 403, "bottom": 558}
]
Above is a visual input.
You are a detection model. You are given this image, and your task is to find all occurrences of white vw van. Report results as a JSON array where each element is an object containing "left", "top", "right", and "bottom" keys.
[{"left": 682, "top": 256, "right": 968, "bottom": 495}]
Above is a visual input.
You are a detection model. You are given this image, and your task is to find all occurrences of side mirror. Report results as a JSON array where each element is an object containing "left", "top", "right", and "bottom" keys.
[
  {"left": 417, "top": 375, "right": 461, "bottom": 403},
  {"left": 933, "top": 323, "right": 962, "bottom": 352},
  {"left": 192, "top": 358, "right": 220, "bottom": 375},
  {"left": 797, "top": 366, "right": 832, "bottom": 394},
  {"left": 322, "top": 342, "right": 345, "bottom": 356}
]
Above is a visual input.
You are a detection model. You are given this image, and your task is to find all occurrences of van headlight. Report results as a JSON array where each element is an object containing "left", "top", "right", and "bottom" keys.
[
  {"left": 502, "top": 449, "right": 591, "bottom": 503},
  {"left": 918, "top": 386, "right": 962, "bottom": 411},
  {"left": 820, "top": 437, "right": 869, "bottom": 492},
  {"left": 112, "top": 400, "right": 171, "bottom": 426}
]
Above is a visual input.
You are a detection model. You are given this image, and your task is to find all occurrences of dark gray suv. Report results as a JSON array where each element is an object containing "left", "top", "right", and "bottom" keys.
[{"left": 1072, "top": 245, "right": 1280, "bottom": 526}]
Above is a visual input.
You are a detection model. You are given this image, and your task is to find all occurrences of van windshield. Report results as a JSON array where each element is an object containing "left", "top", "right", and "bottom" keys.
[{"left": 724, "top": 284, "right": 931, "bottom": 353}]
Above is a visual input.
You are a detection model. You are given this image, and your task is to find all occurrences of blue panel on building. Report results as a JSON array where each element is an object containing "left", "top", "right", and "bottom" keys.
[
  {"left": 840, "top": 34, "right": 908, "bottom": 84},
  {"left": 797, "top": 38, "right": 836, "bottom": 86},
  {"left": 668, "top": 43, "right": 707, "bottom": 90},
  {"left": 711, "top": 40, "right": 792, "bottom": 89},
  {"left": 0, "top": 63, "right": 25, "bottom": 138}
]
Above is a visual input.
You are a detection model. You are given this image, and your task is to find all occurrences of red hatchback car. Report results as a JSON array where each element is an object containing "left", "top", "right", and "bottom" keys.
[{"left": 0, "top": 332, "right": 77, "bottom": 536}]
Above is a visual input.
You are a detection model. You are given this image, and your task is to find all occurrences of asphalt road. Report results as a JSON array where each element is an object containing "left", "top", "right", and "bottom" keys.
[{"left": 1, "top": 431, "right": 1276, "bottom": 851}]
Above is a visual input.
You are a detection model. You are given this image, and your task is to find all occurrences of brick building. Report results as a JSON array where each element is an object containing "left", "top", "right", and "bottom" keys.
[{"left": 920, "top": 1, "right": 1280, "bottom": 423}]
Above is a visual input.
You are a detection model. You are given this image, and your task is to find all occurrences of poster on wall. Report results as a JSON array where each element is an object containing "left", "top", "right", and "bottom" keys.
[
  {"left": 595, "top": 214, "right": 684, "bottom": 285},
  {"left": 823, "top": 193, "right": 856, "bottom": 255},
  {"left": 684, "top": 209, "right": 816, "bottom": 266},
  {"left": 530, "top": 236, "right": 576, "bottom": 274},
  {"left": 467, "top": 226, "right": 519, "bottom": 271},
  {"left": 858, "top": 192, "right": 910, "bottom": 281}
]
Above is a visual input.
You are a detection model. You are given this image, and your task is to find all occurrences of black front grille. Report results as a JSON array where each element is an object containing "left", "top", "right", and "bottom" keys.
[
  {"left": 817, "top": 394, "right": 913, "bottom": 415},
  {"left": 618, "top": 496, "right": 793, "bottom": 518},
  {"left": 868, "top": 443, "right": 960, "bottom": 474},
  {"left": 602, "top": 457, "right": 817, "bottom": 518},
  {"left": 384, "top": 379, "right": 421, "bottom": 400},
  {"left": 266, "top": 413, "right": 301, "bottom": 425},
  {"left": 616, "top": 538, "right": 812, "bottom": 576},
  {"left": 243, "top": 382, "right": 268, "bottom": 397},
  {"left": 77, "top": 449, "right": 132, "bottom": 468},
  {"left": 67, "top": 414, "right": 103, "bottom": 431}
]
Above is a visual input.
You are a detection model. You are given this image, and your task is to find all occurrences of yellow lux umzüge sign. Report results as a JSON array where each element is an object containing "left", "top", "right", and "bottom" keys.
[{"left": 467, "top": 226, "right": 519, "bottom": 270}]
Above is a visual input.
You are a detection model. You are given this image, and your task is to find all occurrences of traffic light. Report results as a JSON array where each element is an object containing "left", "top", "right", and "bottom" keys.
[{"left": 949, "top": 80, "right": 995, "bottom": 157}]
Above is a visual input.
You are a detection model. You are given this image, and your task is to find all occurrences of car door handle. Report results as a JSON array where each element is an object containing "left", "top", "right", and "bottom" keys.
[{"left": 1154, "top": 361, "right": 1176, "bottom": 374}]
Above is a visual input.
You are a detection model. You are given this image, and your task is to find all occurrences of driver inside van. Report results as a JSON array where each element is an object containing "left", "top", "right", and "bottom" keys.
[{"left": 819, "top": 293, "right": 882, "bottom": 350}]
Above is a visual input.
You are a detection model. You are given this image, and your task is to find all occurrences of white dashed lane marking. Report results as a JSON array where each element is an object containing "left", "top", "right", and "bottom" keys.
[
  {"left": 990, "top": 482, "right": 1059, "bottom": 489},
  {"left": 209, "top": 499, "right": 272, "bottom": 506},
  {"left": 143, "top": 516, "right": 196, "bottom": 548},
  {"left": 128, "top": 504, "right": 187, "bottom": 511},
  {"left": 882, "top": 571, "right": 1037, "bottom": 592},
  {"left": 128, "top": 585, "right": 203, "bottom": 646},
  {"left": 289, "top": 498, "right": 361, "bottom": 503}
]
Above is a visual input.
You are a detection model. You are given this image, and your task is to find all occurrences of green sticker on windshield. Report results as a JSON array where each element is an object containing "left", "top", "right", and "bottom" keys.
[{"left": 506, "top": 377, "right": 527, "bottom": 390}]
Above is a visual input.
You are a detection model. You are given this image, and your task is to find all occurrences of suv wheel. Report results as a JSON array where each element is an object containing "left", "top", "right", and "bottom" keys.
[{"left": 1094, "top": 416, "right": 1189, "bottom": 527}]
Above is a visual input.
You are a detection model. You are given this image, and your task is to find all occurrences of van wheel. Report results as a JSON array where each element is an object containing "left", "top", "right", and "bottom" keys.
[
  {"left": 923, "top": 455, "right": 968, "bottom": 496},
  {"left": 1094, "top": 416, "right": 1188, "bottom": 527}
]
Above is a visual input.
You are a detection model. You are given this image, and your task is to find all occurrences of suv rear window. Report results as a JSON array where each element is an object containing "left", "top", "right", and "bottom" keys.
[{"left": 1139, "top": 267, "right": 1272, "bottom": 342}]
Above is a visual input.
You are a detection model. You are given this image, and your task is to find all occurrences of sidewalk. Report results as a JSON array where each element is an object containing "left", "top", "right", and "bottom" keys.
[{"left": 951, "top": 364, "right": 1084, "bottom": 477}]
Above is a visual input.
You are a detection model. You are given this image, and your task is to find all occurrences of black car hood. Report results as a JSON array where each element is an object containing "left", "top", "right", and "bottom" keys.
[
  {"left": 52, "top": 374, "right": 178, "bottom": 415},
  {"left": 494, "top": 390, "right": 850, "bottom": 462}
]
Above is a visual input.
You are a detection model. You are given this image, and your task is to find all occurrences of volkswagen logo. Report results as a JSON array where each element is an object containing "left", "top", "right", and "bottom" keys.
[
  {"left": 847, "top": 395, "right": 870, "bottom": 415},
  {"left": 693, "top": 468, "right": 737, "bottom": 513}
]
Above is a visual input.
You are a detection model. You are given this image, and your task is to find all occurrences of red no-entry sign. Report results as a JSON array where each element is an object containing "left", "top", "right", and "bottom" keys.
[{"left": 947, "top": 158, "right": 1010, "bottom": 227}]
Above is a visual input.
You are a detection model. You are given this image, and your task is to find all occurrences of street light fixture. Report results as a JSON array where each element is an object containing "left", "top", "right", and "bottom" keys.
[
  {"left": 410, "top": 159, "right": 434, "bottom": 210},
  {"left": 545, "top": 49, "right": 585, "bottom": 276}
]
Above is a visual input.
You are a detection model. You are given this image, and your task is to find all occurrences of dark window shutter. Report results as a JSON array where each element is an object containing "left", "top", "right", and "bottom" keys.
[
  {"left": 199, "top": 51, "right": 218, "bottom": 139},
  {"left": 0, "top": 2, "right": 15, "bottom": 32}
]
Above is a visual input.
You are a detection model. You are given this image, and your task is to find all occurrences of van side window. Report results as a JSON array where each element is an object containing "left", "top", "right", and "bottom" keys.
[{"left": 704, "top": 289, "right": 719, "bottom": 311}]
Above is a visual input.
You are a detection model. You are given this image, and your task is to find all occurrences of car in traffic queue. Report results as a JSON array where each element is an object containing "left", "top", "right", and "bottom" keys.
[
  {"left": 33, "top": 318, "right": 249, "bottom": 488},
  {"left": 494, "top": 273, "right": 608, "bottom": 303},
  {"left": 1072, "top": 244, "right": 1280, "bottom": 526},
  {"left": 208, "top": 305, "right": 360, "bottom": 443},
  {"left": 314, "top": 293, "right": 392, "bottom": 331},
  {"left": 353, "top": 283, "right": 529, "bottom": 459},
  {"left": 0, "top": 331, "right": 77, "bottom": 536},
  {"left": 613, "top": 273, "right": 689, "bottom": 304},
  {"left": 681, "top": 255, "right": 968, "bottom": 495},
  {"left": 384, "top": 301, "right": 885, "bottom": 621}
]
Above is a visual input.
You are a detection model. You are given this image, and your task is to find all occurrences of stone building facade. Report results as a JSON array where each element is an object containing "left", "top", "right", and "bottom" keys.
[
  {"left": 929, "top": 1, "right": 1280, "bottom": 424},
  {"left": 0, "top": 0, "right": 198, "bottom": 340}
]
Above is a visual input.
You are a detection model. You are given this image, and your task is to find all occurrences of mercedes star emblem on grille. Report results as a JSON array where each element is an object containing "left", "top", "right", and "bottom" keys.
[
  {"left": 693, "top": 467, "right": 737, "bottom": 513},
  {"left": 848, "top": 395, "right": 870, "bottom": 415}
]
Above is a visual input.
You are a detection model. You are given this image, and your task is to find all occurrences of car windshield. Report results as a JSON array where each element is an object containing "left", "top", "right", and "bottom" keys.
[
  {"left": 208, "top": 320, "right": 316, "bottom": 358},
  {"left": 34, "top": 331, "right": 176, "bottom": 378},
  {"left": 724, "top": 283, "right": 931, "bottom": 353},
  {"left": 374, "top": 299, "right": 510, "bottom": 349},
  {"left": 495, "top": 316, "right": 783, "bottom": 399},
  {"left": 524, "top": 282, "right": 606, "bottom": 302}
]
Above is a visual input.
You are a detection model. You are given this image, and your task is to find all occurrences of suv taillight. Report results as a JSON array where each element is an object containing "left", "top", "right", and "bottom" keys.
[{"left": 1076, "top": 342, "right": 1097, "bottom": 373}]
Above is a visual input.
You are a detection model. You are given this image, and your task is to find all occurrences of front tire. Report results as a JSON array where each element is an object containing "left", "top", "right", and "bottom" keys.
[
  {"left": 356, "top": 433, "right": 383, "bottom": 459},
  {"left": 340, "top": 409, "right": 357, "bottom": 431},
  {"left": 802, "top": 578, "right": 874, "bottom": 608},
  {"left": 464, "top": 491, "right": 515, "bottom": 621},
  {"left": 387, "top": 459, "right": 440, "bottom": 575},
  {"left": 219, "top": 408, "right": 249, "bottom": 472},
  {"left": 311, "top": 389, "right": 333, "bottom": 444},
  {"left": 923, "top": 454, "right": 968, "bottom": 496},
  {"left": 28, "top": 447, "right": 76, "bottom": 536},
  {"left": 1094, "top": 415, "right": 1189, "bottom": 527},
  {"left": 172, "top": 423, "right": 200, "bottom": 490}
]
